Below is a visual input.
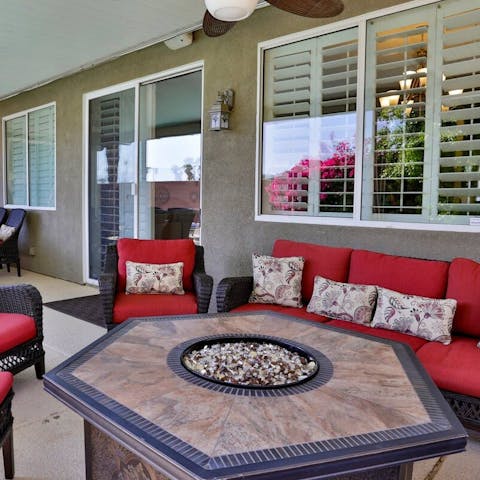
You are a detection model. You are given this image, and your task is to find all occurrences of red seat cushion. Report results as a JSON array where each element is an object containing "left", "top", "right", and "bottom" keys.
[
  {"left": 348, "top": 250, "right": 449, "bottom": 298},
  {"left": 447, "top": 258, "right": 480, "bottom": 337},
  {"left": 0, "top": 372, "right": 13, "bottom": 402},
  {"left": 326, "top": 319, "right": 429, "bottom": 351},
  {"left": 416, "top": 336, "right": 480, "bottom": 397},
  {"left": 0, "top": 313, "right": 37, "bottom": 353},
  {"left": 231, "top": 303, "right": 330, "bottom": 323},
  {"left": 116, "top": 238, "right": 196, "bottom": 293},
  {"left": 272, "top": 240, "right": 352, "bottom": 301},
  {"left": 113, "top": 292, "right": 198, "bottom": 324}
]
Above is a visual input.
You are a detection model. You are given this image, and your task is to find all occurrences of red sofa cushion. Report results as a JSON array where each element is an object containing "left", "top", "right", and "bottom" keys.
[
  {"left": 326, "top": 319, "right": 429, "bottom": 351},
  {"left": 416, "top": 336, "right": 480, "bottom": 397},
  {"left": 113, "top": 292, "right": 198, "bottom": 324},
  {"left": 447, "top": 258, "right": 480, "bottom": 337},
  {"left": 117, "top": 238, "right": 196, "bottom": 293},
  {"left": 348, "top": 250, "right": 449, "bottom": 298},
  {"left": 0, "top": 313, "right": 37, "bottom": 352},
  {"left": 231, "top": 303, "right": 330, "bottom": 323},
  {"left": 0, "top": 372, "right": 13, "bottom": 402},
  {"left": 272, "top": 240, "right": 352, "bottom": 301}
]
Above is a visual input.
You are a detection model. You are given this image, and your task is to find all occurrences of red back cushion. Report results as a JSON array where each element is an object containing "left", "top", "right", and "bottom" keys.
[
  {"left": 117, "top": 238, "right": 196, "bottom": 292},
  {"left": 272, "top": 240, "right": 352, "bottom": 301},
  {"left": 348, "top": 250, "right": 449, "bottom": 298},
  {"left": 447, "top": 258, "right": 480, "bottom": 336}
]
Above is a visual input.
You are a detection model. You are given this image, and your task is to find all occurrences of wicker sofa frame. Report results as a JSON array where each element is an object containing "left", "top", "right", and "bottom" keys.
[
  {"left": 216, "top": 276, "right": 480, "bottom": 432},
  {"left": 100, "top": 243, "right": 213, "bottom": 331},
  {"left": 0, "top": 386, "right": 14, "bottom": 478},
  {"left": 0, "top": 284, "right": 45, "bottom": 378}
]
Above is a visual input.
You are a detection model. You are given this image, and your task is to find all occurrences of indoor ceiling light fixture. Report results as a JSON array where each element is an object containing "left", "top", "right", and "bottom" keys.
[{"left": 205, "top": 0, "right": 258, "bottom": 21}]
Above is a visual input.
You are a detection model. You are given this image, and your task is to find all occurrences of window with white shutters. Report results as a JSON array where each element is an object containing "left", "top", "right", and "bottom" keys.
[
  {"left": 3, "top": 103, "right": 55, "bottom": 209},
  {"left": 259, "top": 0, "right": 480, "bottom": 229},
  {"left": 261, "top": 28, "right": 358, "bottom": 217},
  {"left": 437, "top": 1, "right": 480, "bottom": 219}
]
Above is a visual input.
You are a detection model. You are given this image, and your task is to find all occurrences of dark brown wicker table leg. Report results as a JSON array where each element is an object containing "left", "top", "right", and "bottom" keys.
[
  {"left": 35, "top": 357, "right": 45, "bottom": 379},
  {"left": 2, "top": 427, "right": 14, "bottom": 479}
]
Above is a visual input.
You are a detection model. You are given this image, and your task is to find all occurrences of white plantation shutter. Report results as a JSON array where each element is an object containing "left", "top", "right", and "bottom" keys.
[
  {"left": 5, "top": 117, "right": 27, "bottom": 205},
  {"left": 363, "top": 5, "right": 434, "bottom": 221},
  {"left": 3, "top": 103, "right": 55, "bottom": 208},
  {"left": 28, "top": 105, "right": 55, "bottom": 207},
  {"left": 437, "top": 1, "right": 480, "bottom": 217},
  {"left": 262, "top": 28, "right": 358, "bottom": 215}
]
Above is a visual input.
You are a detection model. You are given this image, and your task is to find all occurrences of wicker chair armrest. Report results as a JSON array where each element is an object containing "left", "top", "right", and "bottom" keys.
[
  {"left": 0, "top": 284, "right": 43, "bottom": 336},
  {"left": 193, "top": 272, "right": 213, "bottom": 314},
  {"left": 99, "top": 272, "right": 116, "bottom": 329},
  {"left": 216, "top": 276, "right": 253, "bottom": 313}
]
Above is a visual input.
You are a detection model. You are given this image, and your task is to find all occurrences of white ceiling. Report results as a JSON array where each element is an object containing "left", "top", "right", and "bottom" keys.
[{"left": 0, "top": 0, "right": 215, "bottom": 100}]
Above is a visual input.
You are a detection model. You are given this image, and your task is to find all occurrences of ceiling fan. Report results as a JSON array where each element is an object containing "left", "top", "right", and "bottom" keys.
[{"left": 203, "top": 0, "right": 345, "bottom": 37}]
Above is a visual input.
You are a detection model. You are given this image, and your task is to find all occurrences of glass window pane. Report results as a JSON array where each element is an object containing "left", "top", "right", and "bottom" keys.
[
  {"left": 28, "top": 105, "right": 55, "bottom": 207},
  {"left": 5, "top": 116, "right": 27, "bottom": 205},
  {"left": 261, "top": 28, "right": 358, "bottom": 217}
]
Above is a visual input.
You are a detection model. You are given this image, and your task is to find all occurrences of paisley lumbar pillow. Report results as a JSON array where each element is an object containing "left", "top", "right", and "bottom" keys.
[{"left": 125, "top": 261, "right": 184, "bottom": 294}]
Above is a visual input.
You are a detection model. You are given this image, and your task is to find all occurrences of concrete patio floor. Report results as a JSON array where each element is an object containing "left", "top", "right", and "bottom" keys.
[{"left": 0, "top": 269, "right": 478, "bottom": 479}]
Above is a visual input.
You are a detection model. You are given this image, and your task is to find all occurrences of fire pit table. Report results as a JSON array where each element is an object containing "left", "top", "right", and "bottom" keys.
[{"left": 43, "top": 312, "right": 467, "bottom": 480}]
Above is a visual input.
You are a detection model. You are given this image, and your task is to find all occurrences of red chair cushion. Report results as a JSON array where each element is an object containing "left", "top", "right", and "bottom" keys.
[
  {"left": 116, "top": 238, "right": 196, "bottom": 293},
  {"left": 0, "top": 372, "right": 13, "bottom": 402},
  {"left": 231, "top": 303, "right": 331, "bottom": 323},
  {"left": 348, "top": 250, "right": 449, "bottom": 298},
  {"left": 113, "top": 292, "right": 198, "bottom": 324},
  {"left": 326, "top": 319, "right": 429, "bottom": 351},
  {"left": 0, "top": 313, "right": 37, "bottom": 353},
  {"left": 272, "top": 240, "right": 352, "bottom": 301},
  {"left": 447, "top": 258, "right": 480, "bottom": 337},
  {"left": 416, "top": 336, "right": 480, "bottom": 397}
]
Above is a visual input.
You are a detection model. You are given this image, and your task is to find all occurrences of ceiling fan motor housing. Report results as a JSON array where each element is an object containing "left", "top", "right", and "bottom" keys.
[{"left": 205, "top": 0, "right": 258, "bottom": 21}]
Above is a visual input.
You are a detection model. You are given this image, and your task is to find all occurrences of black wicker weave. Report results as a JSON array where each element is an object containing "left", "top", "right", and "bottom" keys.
[
  {"left": 0, "top": 386, "right": 14, "bottom": 479},
  {"left": 216, "top": 276, "right": 480, "bottom": 432},
  {"left": 99, "top": 243, "right": 213, "bottom": 331},
  {"left": 0, "top": 284, "right": 45, "bottom": 378},
  {"left": 0, "top": 208, "right": 7, "bottom": 226},
  {"left": 0, "top": 209, "right": 26, "bottom": 277}
]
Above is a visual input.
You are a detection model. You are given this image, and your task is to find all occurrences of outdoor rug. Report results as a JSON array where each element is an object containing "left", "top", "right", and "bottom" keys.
[{"left": 44, "top": 295, "right": 105, "bottom": 328}]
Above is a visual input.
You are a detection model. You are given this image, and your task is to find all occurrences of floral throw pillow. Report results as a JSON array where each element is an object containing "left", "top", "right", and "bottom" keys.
[
  {"left": 125, "top": 261, "right": 184, "bottom": 295},
  {"left": 372, "top": 287, "right": 457, "bottom": 345},
  {"left": 306, "top": 276, "right": 377, "bottom": 325},
  {"left": 248, "top": 254, "right": 304, "bottom": 308}
]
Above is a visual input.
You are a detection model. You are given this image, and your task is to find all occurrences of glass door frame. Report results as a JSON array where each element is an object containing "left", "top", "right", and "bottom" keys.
[{"left": 82, "top": 61, "right": 204, "bottom": 284}]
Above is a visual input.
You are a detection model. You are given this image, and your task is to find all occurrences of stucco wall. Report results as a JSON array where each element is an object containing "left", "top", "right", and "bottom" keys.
[{"left": 0, "top": 0, "right": 478, "bottom": 290}]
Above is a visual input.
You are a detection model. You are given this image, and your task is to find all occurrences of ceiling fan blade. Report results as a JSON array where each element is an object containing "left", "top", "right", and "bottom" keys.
[
  {"left": 203, "top": 10, "right": 237, "bottom": 37},
  {"left": 266, "top": 0, "right": 344, "bottom": 18}
]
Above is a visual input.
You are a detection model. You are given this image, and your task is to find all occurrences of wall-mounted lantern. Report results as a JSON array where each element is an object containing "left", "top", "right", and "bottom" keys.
[{"left": 208, "top": 89, "right": 234, "bottom": 131}]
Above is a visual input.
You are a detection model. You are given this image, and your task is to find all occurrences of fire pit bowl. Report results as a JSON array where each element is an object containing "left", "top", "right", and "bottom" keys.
[{"left": 181, "top": 335, "right": 319, "bottom": 389}]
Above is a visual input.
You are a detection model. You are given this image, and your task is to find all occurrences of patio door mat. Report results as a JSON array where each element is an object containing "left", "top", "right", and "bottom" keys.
[{"left": 44, "top": 295, "right": 105, "bottom": 328}]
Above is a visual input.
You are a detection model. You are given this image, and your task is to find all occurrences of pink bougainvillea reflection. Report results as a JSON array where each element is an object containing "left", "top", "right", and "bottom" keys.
[{"left": 265, "top": 141, "right": 355, "bottom": 211}]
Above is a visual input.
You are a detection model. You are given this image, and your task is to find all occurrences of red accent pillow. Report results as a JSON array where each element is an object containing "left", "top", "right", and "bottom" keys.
[
  {"left": 0, "top": 313, "right": 37, "bottom": 353},
  {"left": 272, "top": 240, "right": 352, "bottom": 301},
  {"left": 447, "top": 258, "right": 480, "bottom": 336},
  {"left": 348, "top": 250, "right": 449, "bottom": 298},
  {"left": 0, "top": 372, "right": 13, "bottom": 402},
  {"left": 117, "top": 238, "right": 196, "bottom": 293}
]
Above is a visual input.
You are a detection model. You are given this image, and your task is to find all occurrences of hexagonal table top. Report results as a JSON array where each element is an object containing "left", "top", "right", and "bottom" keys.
[{"left": 44, "top": 312, "right": 466, "bottom": 480}]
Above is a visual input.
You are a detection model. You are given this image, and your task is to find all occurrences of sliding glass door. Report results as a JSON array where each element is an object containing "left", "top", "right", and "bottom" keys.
[
  {"left": 86, "top": 68, "right": 202, "bottom": 281},
  {"left": 88, "top": 88, "right": 136, "bottom": 280}
]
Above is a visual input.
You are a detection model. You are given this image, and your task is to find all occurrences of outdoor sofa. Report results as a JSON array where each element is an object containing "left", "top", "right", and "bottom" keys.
[{"left": 216, "top": 239, "right": 480, "bottom": 430}]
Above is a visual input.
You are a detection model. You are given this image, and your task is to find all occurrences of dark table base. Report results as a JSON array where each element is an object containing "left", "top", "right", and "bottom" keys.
[{"left": 84, "top": 423, "right": 413, "bottom": 480}]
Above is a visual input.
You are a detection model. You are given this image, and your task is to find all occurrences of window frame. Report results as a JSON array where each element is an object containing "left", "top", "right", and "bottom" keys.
[
  {"left": 2, "top": 101, "right": 56, "bottom": 211},
  {"left": 255, "top": 0, "right": 480, "bottom": 233}
]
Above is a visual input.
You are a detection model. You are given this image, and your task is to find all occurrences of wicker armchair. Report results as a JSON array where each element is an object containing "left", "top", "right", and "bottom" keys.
[
  {"left": 0, "top": 284, "right": 45, "bottom": 378},
  {"left": 0, "top": 209, "right": 26, "bottom": 276},
  {"left": 216, "top": 276, "right": 254, "bottom": 313},
  {"left": 99, "top": 239, "right": 213, "bottom": 330},
  {"left": 0, "top": 372, "right": 14, "bottom": 478}
]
